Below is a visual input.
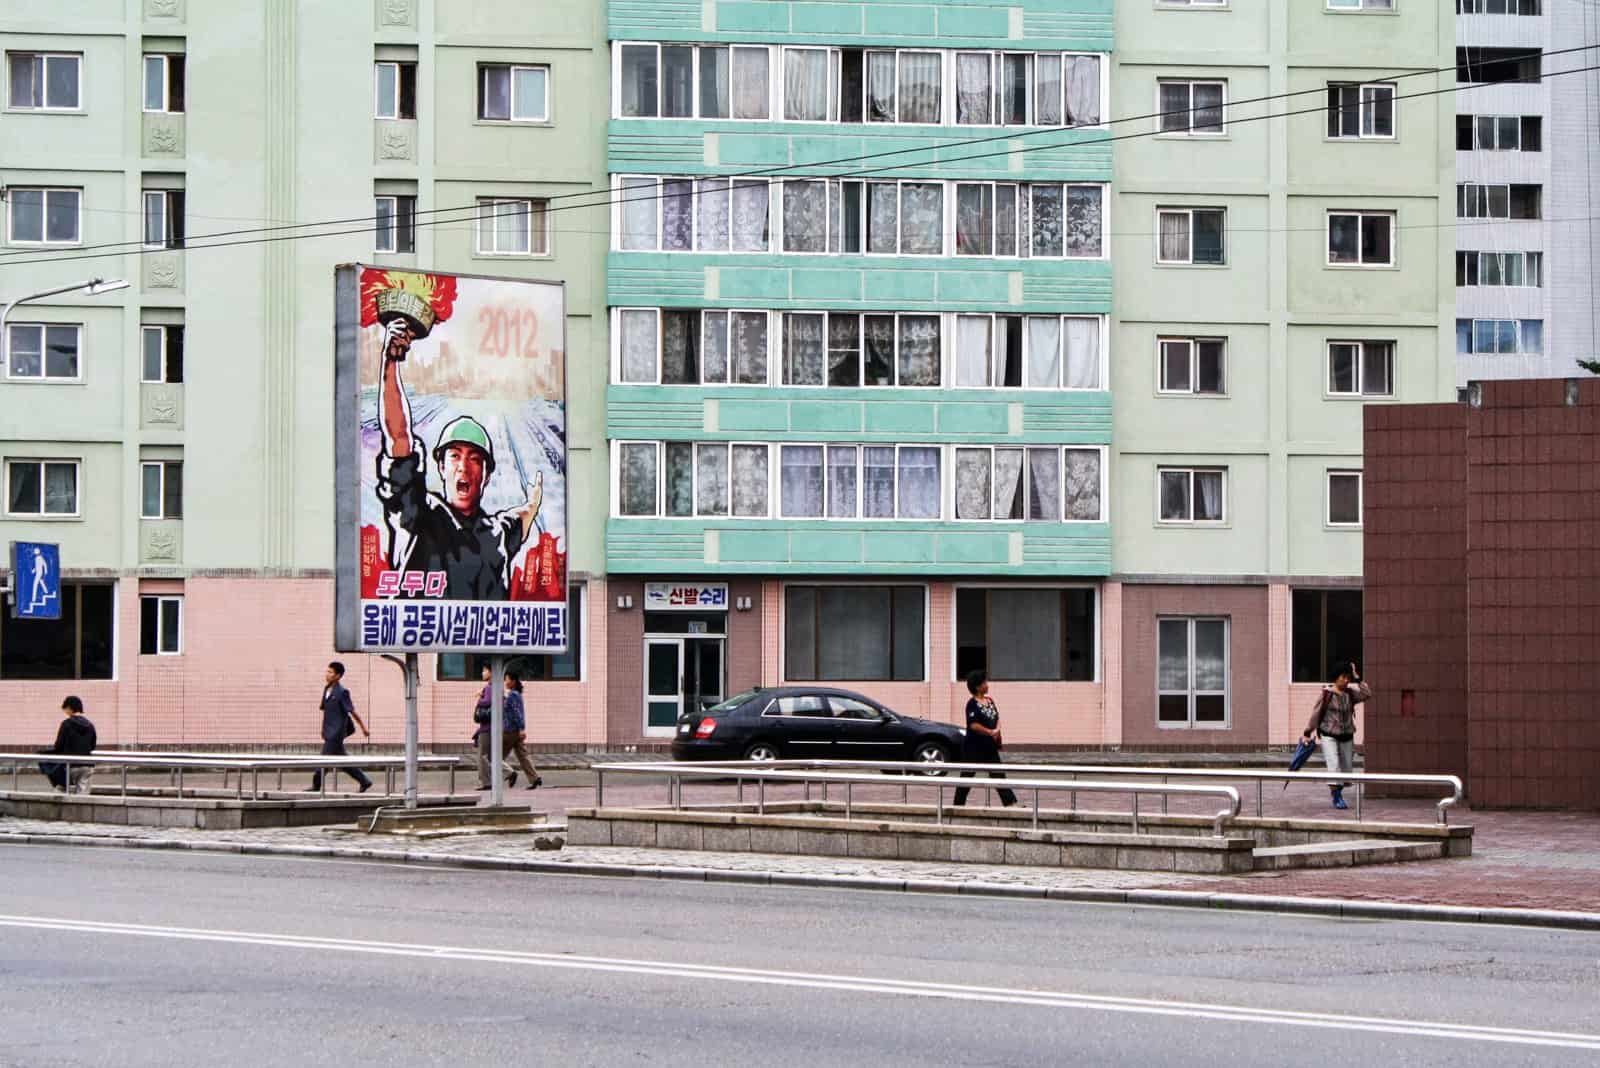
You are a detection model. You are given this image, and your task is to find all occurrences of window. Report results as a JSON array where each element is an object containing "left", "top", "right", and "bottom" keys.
[
  {"left": 616, "top": 308, "right": 770, "bottom": 385},
  {"left": 141, "top": 460, "right": 183, "bottom": 520},
  {"left": 616, "top": 175, "right": 770, "bottom": 252},
  {"left": 479, "top": 64, "right": 548, "bottom": 122},
  {"left": 7, "top": 188, "right": 80, "bottom": 245},
  {"left": 1157, "top": 79, "right": 1224, "bottom": 134},
  {"left": 953, "top": 446, "right": 1103, "bottom": 522},
  {"left": 781, "top": 179, "right": 945, "bottom": 256},
  {"left": 765, "top": 444, "right": 941, "bottom": 519},
  {"left": 782, "top": 47, "right": 832, "bottom": 121},
  {"left": 782, "top": 312, "right": 941, "bottom": 387},
  {"left": 436, "top": 586, "right": 586, "bottom": 681},
  {"left": 784, "top": 585, "right": 925, "bottom": 682},
  {"left": 7, "top": 52, "right": 79, "bottom": 110},
  {"left": 1326, "top": 470, "right": 1362, "bottom": 526},
  {"left": 141, "top": 325, "right": 184, "bottom": 384},
  {"left": 139, "top": 595, "right": 182, "bottom": 655},
  {"left": 956, "top": 588, "right": 1095, "bottom": 681},
  {"left": 1158, "top": 0, "right": 1229, "bottom": 6},
  {"left": 1158, "top": 618, "right": 1229, "bottom": 728},
  {"left": 954, "top": 313, "right": 1103, "bottom": 389},
  {"left": 1327, "top": 340, "right": 1393, "bottom": 397},
  {"left": 617, "top": 441, "right": 771, "bottom": 518},
  {"left": 953, "top": 51, "right": 1102, "bottom": 127},
  {"left": 1291, "top": 589, "right": 1363, "bottom": 684},
  {"left": 1158, "top": 337, "right": 1226, "bottom": 395},
  {"left": 6, "top": 323, "right": 80, "bottom": 381},
  {"left": 1327, "top": 0, "right": 1394, "bottom": 9},
  {"left": 618, "top": 42, "right": 770, "bottom": 119},
  {"left": 1158, "top": 467, "right": 1225, "bottom": 523},
  {"left": 1456, "top": 183, "right": 1541, "bottom": 220},
  {"left": 6, "top": 459, "right": 79, "bottom": 516},
  {"left": 143, "top": 53, "right": 185, "bottom": 113},
  {"left": 1456, "top": 251, "right": 1542, "bottom": 288},
  {"left": 1456, "top": 47, "right": 1540, "bottom": 84},
  {"left": 0, "top": 582, "right": 114, "bottom": 680},
  {"left": 476, "top": 197, "right": 548, "bottom": 255},
  {"left": 142, "top": 190, "right": 185, "bottom": 250},
  {"left": 849, "top": 49, "right": 943, "bottom": 124},
  {"left": 1455, "top": 114, "right": 1541, "bottom": 151},
  {"left": 1457, "top": 0, "right": 1541, "bottom": 14},
  {"left": 375, "top": 195, "right": 416, "bottom": 253},
  {"left": 953, "top": 182, "right": 1104, "bottom": 258},
  {"left": 1327, "top": 82, "right": 1394, "bottom": 138},
  {"left": 1156, "top": 207, "right": 1225, "bottom": 264},
  {"left": 1327, "top": 211, "right": 1393, "bottom": 266},
  {"left": 1456, "top": 318, "right": 1543, "bottom": 355}
]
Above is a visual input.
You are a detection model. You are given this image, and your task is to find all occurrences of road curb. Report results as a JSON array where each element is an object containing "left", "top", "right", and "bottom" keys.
[{"left": 3, "top": 830, "right": 1598, "bottom": 932}]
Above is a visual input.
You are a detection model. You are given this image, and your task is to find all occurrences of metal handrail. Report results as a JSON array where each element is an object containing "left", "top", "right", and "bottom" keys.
[
  {"left": 682, "top": 759, "right": 1465, "bottom": 826},
  {"left": 590, "top": 761, "right": 1243, "bottom": 837},
  {"left": 0, "top": 751, "right": 463, "bottom": 801}
]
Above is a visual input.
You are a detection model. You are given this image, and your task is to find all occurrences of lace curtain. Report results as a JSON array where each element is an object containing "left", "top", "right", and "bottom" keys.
[
  {"left": 662, "top": 179, "right": 693, "bottom": 251},
  {"left": 620, "top": 177, "right": 656, "bottom": 251},
  {"left": 1066, "top": 185, "right": 1102, "bottom": 257},
  {"left": 897, "top": 447, "right": 941, "bottom": 519},
  {"left": 901, "top": 183, "right": 943, "bottom": 255},
  {"left": 1027, "top": 316, "right": 1061, "bottom": 388},
  {"left": 1064, "top": 56, "right": 1100, "bottom": 125},
  {"left": 664, "top": 442, "right": 694, "bottom": 516},
  {"left": 955, "top": 53, "right": 991, "bottom": 124},
  {"left": 827, "top": 446, "right": 858, "bottom": 517},
  {"left": 897, "top": 315, "right": 940, "bottom": 385},
  {"left": 781, "top": 445, "right": 824, "bottom": 517},
  {"left": 863, "top": 447, "right": 896, "bottom": 517},
  {"left": 662, "top": 310, "right": 698, "bottom": 384},
  {"left": 701, "top": 311, "right": 730, "bottom": 383},
  {"left": 1064, "top": 316, "right": 1101, "bottom": 389},
  {"left": 1030, "top": 185, "right": 1064, "bottom": 257},
  {"left": 1035, "top": 55, "right": 1062, "bottom": 126},
  {"left": 731, "top": 180, "right": 769, "bottom": 251},
  {"left": 866, "top": 52, "right": 896, "bottom": 122},
  {"left": 619, "top": 309, "right": 657, "bottom": 383},
  {"left": 732, "top": 312, "right": 768, "bottom": 384},
  {"left": 955, "top": 315, "right": 991, "bottom": 387},
  {"left": 732, "top": 47, "right": 769, "bottom": 119},
  {"left": 898, "top": 52, "right": 941, "bottom": 123},
  {"left": 697, "top": 178, "right": 730, "bottom": 251},
  {"left": 955, "top": 448, "right": 992, "bottom": 519},
  {"left": 1159, "top": 211, "right": 1190, "bottom": 262},
  {"left": 1063, "top": 449, "right": 1101, "bottom": 520},
  {"left": 995, "top": 449, "right": 1025, "bottom": 519},
  {"left": 956, "top": 184, "right": 993, "bottom": 255},
  {"left": 1027, "top": 447, "right": 1060, "bottom": 521},
  {"left": 783, "top": 181, "right": 828, "bottom": 253},
  {"left": 620, "top": 444, "right": 657, "bottom": 515},
  {"left": 867, "top": 183, "right": 899, "bottom": 253},
  {"left": 864, "top": 316, "right": 895, "bottom": 385},
  {"left": 731, "top": 445, "right": 769, "bottom": 517},
  {"left": 784, "top": 49, "right": 829, "bottom": 121},
  {"left": 696, "top": 445, "right": 729, "bottom": 516},
  {"left": 828, "top": 315, "right": 860, "bottom": 386},
  {"left": 700, "top": 47, "right": 730, "bottom": 119},
  {"left": 784, "top": 313, "right": 826, "bottom": 385}
]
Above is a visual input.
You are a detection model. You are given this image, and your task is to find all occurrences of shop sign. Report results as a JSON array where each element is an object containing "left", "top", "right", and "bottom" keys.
[{"left": 644, "top": 582, "right": 728, "bottom": 611}]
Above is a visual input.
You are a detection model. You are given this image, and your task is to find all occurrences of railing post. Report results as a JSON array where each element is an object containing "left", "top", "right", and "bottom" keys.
[
  {"left": 120, "top": 766, "right": 128, "bottom": 800},
  {"left": 737, "top": 777, "right": 744, "bottom": 806},
  {"left": 1131, "top": 792, "right": 1139, "bottom": 835},
  {"left": 758, "top": 777, "right": 765, "bottom": 815},
  {"left": 1161, "top": 774, "right": 1168, "bottom": 815},
  {"left": 1032, "top": 788, "right": 1040, "bottom": 831},
  {"left": 1355, "top": 780, "right": 1362, "bottom": 821},
  {"left": 936, "top": 785, "right": 943, "bottom": 825},
  {"left": 1256, "top": 779, "right": 1263, "bottom": 818},
  {"left": 845, "top": 782, "right": 852, "bottom": 821},
  {"left": 176, "top": 767, "right": 183, "bottom": 799},
  {"left": 595, "top": 768, "right": 604, "bottom": 809}
]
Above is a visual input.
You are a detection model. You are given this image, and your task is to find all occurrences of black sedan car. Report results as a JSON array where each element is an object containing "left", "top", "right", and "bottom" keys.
[{"left": 670, "top": 686, "right": 964, "bottom": 767}]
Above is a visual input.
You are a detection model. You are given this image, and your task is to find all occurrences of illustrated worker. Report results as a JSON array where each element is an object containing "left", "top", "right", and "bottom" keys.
[{"left": 372, "top": 274, "right": 543, "bottom": 601}]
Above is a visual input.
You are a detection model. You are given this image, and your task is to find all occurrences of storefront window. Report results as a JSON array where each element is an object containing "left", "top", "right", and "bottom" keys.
[
  {"left": 0, "top": 582, "right": 114, "bottom": 679},
  {"left": 955, "top": 587, "right": 1095, "bottom": 681},
  {"left": 784, "top": 585, "right": 924, "bottom": 681}
]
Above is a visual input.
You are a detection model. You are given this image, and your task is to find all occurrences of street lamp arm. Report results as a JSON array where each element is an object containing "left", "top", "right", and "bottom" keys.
[{"left": 0, "top": 277, "right": 129, "bottom": 368}]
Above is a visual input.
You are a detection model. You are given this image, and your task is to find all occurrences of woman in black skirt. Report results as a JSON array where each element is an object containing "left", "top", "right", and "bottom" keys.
[{"left": 952, "top": 670, "right": 1018, "bottom": 807}]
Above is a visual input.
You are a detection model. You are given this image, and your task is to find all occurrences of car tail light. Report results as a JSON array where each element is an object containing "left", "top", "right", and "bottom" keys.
[{"left": 694, "top": 717, "right": 717, "bottom": 739}]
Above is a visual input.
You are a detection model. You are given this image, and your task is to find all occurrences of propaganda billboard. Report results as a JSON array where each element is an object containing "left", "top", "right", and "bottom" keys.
[{"left": 334, "top": 265, "right": 567, "bottom": 654}]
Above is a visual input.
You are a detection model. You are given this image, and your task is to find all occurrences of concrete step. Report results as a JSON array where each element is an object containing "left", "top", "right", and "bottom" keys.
[
  {"left": 1252, "top": 838, "right": 1445, "bottom": 871},
  {"left": 358, "top": 804, "right": 545, "bottom": 834}
]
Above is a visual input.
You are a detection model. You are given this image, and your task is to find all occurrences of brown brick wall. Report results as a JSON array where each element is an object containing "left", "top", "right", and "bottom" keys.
[{"left": 1119, "top": 585, "right": 1269, "bottom": 748}]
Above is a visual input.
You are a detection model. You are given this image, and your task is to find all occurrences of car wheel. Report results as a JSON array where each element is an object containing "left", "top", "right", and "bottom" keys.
[
  {"left": 743, "top": 741, "right": 780, "bottom": 763},
  {"left": 913, "top": 741, "right": 950, "bottom": 776}
]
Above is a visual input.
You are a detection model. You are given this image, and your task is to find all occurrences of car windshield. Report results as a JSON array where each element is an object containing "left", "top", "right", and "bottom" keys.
[{"left": 704, "top": 688, "right": 763, "bottom": 714}]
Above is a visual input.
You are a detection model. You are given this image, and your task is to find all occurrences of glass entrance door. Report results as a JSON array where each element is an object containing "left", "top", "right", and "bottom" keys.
[
  {"left": 684, "top": 638, "right": 724, "bottom": 714},
  {"left": 644, "top": 638, "right": 683, "bottom": 733}
]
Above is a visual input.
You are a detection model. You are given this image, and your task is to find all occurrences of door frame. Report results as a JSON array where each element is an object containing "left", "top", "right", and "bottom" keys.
[
  {"left": 684, "top": 635, "right": 726, "bottom": 714},
  {"left": 643, "top": 636, "right": 684, "bottom": 737}
]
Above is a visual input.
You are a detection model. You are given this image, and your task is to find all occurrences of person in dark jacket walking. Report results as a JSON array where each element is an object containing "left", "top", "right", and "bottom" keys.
[
  {"left": 952, "top": 670, "right": 1017, "bottom": 807},
  {"left": 39, "top": 695, "right": 96, "bottom": 793},
  {"left": 310, "top": 661, "right": 372, "bottom": 793},
  {"left": 1303, "top": 661, "right": 1371, "bottom": 810},
  {"left": 472, "top": 663, "right": 518, "bottom": 789},
  {"left": 500, "top": 671, "right": 542, "bottom": 791}
]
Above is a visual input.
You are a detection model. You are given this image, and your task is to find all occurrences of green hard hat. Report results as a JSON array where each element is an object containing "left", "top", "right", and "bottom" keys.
[{"left": 432, "top": 416, "right": 495, "bottom": 472}]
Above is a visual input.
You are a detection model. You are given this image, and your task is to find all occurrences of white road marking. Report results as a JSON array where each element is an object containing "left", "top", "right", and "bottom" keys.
[{"left": 1, "top": 913, "right": 1597, "bottom": 1050}]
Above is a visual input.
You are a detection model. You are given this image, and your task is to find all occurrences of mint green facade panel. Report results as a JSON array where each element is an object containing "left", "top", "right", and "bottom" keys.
[
  {"left": 935, "top": 6, "right": 1011, "bottom": 39},
  {"left": 717, "top": 268, "right": 793, "bottom": 302},
  {"left": 861, "top": 5, "right": 938, "bottom": 37},
  {"left": 718, "top": 399, "right": 792, "bottom": 432},
  {"left": 936, "top": 404, "right": 1008, "bottom": 435},
  {"left": 716, "top": 2, "right": 794, "bottom": 33},
  {"left": 935, "top": 532, "right": 1009, "bottom": 565},
  {"left": 719, "top": 530, "right": 792, "bottom": 563},
  {"left": 790, "top": 4, "right": 864, "bottom": 35},
  {"left": 792, "top": 531, "right": 864, "bottom": 562},
  {"left": 863, "top": 403, "right": 937, "bottom": 434},
  {"left": 864, "top": 531, "right": 937, "bottom": 565},
  {"left": 791, "top": 270, "right": 863, "bottom": 302},
  {"left": 790, "top": 401, "right": 864, "bottom": 433}
]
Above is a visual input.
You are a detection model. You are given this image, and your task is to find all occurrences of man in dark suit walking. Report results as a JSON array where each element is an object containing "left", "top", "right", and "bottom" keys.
[{"left": 310, "top": 661, "right": 372, "bottom": 793}]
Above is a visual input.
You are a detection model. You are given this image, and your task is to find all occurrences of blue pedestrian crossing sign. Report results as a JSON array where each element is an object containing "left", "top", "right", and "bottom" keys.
[{"left": 10, "top": 542, "right": 61, "bottom": 620}]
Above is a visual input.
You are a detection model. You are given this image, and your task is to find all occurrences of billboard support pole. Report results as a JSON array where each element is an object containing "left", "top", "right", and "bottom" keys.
[
  {"left": 381, "top": 653, "right": 421, "bottom": 810},
  {"left": 490, "top": 655, "right": 505, "bottom": 807}
]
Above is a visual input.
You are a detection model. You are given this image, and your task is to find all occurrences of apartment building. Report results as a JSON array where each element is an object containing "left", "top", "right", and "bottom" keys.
[
  {"left": 0, "top": 0, "right": 611, "bottom": 747},
  {"left": 1455, "top": 0, "right": 1600, "bottom": 384},
  {"left": 1110, "top": 1, "right": 1455, "bottom": 747},
  {"left": 601, "top": 0, "right": 1117, "bottom": 746}
]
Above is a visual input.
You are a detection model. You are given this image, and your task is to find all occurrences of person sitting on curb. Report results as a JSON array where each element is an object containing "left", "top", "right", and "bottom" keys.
[
  {"left": 39, "top": 696, "right": 96, "bottom": 794},
  {"left": 1303, "top": 661, "right": 1371, "bottom": 810}
]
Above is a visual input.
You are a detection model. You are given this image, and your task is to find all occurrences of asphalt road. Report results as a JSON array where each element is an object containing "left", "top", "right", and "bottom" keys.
[{"left": 1, "top": 844, "right": 1597, "bottom": 1067}]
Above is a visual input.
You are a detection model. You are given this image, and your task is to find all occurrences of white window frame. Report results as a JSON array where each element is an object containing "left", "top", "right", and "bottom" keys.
[
  {"left": 611, "top": 440, "right": 774, "bottom": 519},
  {"left": 143, "top": 53, "right": 182, "bottom": 114},
  {"left": 612, "top": 307, "right": 774, "bottom": 386},
  {"left": 1462, "top": 113, "right": 1539, "bottom": 151},
  {"left": 4, "top": 458, "right": 80, "bottom": 517},
  {"left": 1327, "top": 0, "right": 1395, "bottom": 10},
  {"left": 950, "top": 444, "right": 1106, "bottom": 523},
  {"left": 780, "top": 310, "right": 944, "bottom": 388},
  {"left": 1326, "top": 210, "right": 1395, "bottom": 267},
  {"left": 1456, "top": 183, "right": 1540, "bottom": 221},
  {"left": 6, "top": 51, "right": 81, "bottom": 111},
  {"left": 142, "top": 190, "right": 182, "bottom": 250},
  {"left": 140, "top": 595, "right": 183, "bottom": 656},
  {"left": 613, "top": 175, "right": 772, "bottom": 254},
  {"left": 952, "top": 312, "right": 1108, "bottom": 390},
  {"left": 1155, "top": 206, "right": 1227, "bottom": 265},
  {"left": 1156, "top": 336, "right": 1227, "bottom": 396},
  {"left": 1157, "top": 0, "right": 1229, "bottom": 6},
  {"left": 1156, "top": 78, "right": 1226, "bottom": 136},
  {"left": 613, "top": 41, "right": 774, "bottom": 121},
  {"left": 480, "top": 63, "right": 550, "bottom": 122},
  {"left": 1326, "top": 469, "right": 1363, "bottom": 528},
  {"left": 1456, "top": 250, "right": 1542, "bottom": 288},
  {"left": 6, "top": 187, "right": 82, "bottom": 246},
  {"left": 141, "top": 324, "right": 181, "bottom": 384},
  {"left": 140, "top": 460, "right": 182, "bottom": 520},
  {"left": 374, "top": 60, "right": 402, "bottom": 119},
  {"left": 1457, "top": 318, "right": 1544, "bottom": 356},
  {"left": 777, "top": 442, "right": 853, "bottom": 519},
  {"left": 475, "top": 197, "right": 549, "bottom": 256},
  {"left": 951, "top": 50, "right": 1107, "bottom": 129},
  {"left": 1156, "top": 616, "right": 1231, "bottom": 730},
  {"left": 1156, "top": 466, "right": 1227, "bottom": 525},
  {"left": 779, "top": 178, "right": 948, "bottom": 257},
  {"left": 1326, "top": 81, "right": 1395, "bottom": 139},
  {"left": 780, "top": 581, "right": 930, "bottom": 685},
  {"left": 779, "top": 45, "right": 840, "bottom": 124},
  {"left": 5, "top": 322, "right": 82, "bottom": 383},
  {"left": 374, "top": 194, "right": 416, "bottom": 254},
  {"left": 1325, "top": 340, "right": 1394, "bottom": 398}
]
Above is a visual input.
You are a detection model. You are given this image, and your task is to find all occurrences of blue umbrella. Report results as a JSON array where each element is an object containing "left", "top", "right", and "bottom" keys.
[{"left": 1284, "top": 737, "right": 1318, "bottom": 789}]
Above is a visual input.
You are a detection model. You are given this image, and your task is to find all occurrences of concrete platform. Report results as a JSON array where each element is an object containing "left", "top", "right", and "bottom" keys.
[
  {"left": 359, "top": 804, "right": 548, "bottom": 835},
  {"left": 0, "top": 789, "right": 478, "bottom": 830}
]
